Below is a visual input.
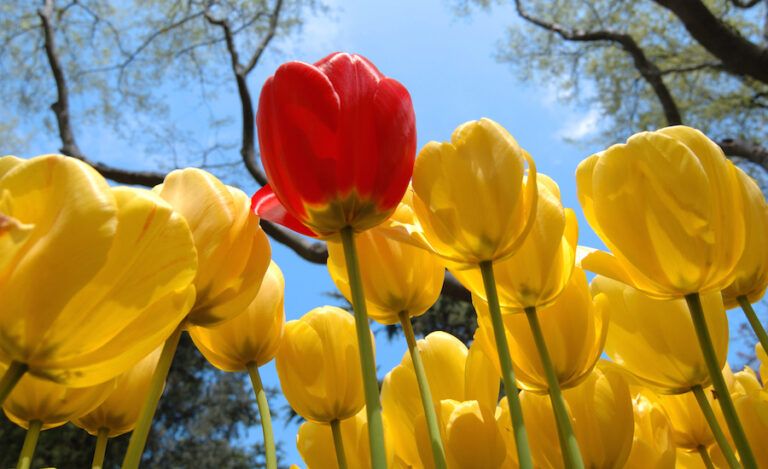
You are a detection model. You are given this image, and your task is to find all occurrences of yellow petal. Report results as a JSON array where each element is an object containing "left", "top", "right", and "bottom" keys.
[{"left": 189, "top": 261, "right": 285, "bottom": 370}]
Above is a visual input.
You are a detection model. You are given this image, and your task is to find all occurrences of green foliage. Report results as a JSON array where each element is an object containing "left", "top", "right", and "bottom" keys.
[{"left": 0, "top": 335, "right": 283, "bottom": 468}]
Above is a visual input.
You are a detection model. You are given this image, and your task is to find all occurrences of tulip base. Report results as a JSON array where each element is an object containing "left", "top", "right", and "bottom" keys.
[
  {"left": 399, "top": 311, "right": 448, "bottom": 469},
  {"left": 524, "top": 307, "right": 584, "bottom": 469},
  {"left": 340, "top": 226, "right": 388, "bottom": 469},
  {"left": 691, "top": 385, "right": 739, "bottom": 469},
  {"left": 479, "top": 261, "right": 533, "bottom": 469},
  {"left": 92, "top": 427, "right": 109, "bottom": 469},
  {"left": 698, "top": 445, "right": 716, "bottom": 469},
  {"left": 0, "top": 361, "right": 27, "bottom": 406},
  {"left": 122, "top": 324, "right": 183, "bottom": 469},
  {"left": 737, "top": 296, "right": 768, "bottom": 358},
  {"left": 331, "top": 419, "right": 349, "bottom": 469},
  {"left": 17, "top": 420, "right": 42, "bottom": 469},
  {"left": 246, "top": 362, "right": 277, "bottom": 469},
  {"left": 686, "top": 293, "right": 757, "bottom": 469}
]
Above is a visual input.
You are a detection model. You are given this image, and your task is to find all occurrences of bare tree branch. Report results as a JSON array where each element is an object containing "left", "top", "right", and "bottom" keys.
[
  {"left": 514, "top": 0, "right": 683, "bottom": 126},
  {"left": 729, "top": 0, "right": 761, "bottom": 8},
  {"left": 719, "top": 138, "right": 768, "bottom": 170},
  {"left": 244, "top": 0, "right": 284, "bottom": 74},
  {"left": 652, "top": 0, "right": 768, "bottom": 84}
]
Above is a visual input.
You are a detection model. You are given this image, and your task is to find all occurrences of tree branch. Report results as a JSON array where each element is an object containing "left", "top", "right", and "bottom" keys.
[
  {"left": 718, "top": 138, "right": 768, "bottom": 171},
  {"left": 204, "top": 11, "right": 268, "bottom": 186},
  {"left": 244, "top": 0, "right": 284, "bottom": 74},
  {"left": 514, "top": 0, "right": 683, "bottom": 125},
  {"left": 652, "top": 0, "right": 768, "bottom": 84}
]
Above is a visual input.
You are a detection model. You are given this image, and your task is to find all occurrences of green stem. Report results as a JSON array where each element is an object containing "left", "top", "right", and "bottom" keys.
[
  {"left": 692, "top": 385, "right": 741, "bottom": 469},
  {"left": 479, "top": 260, "right": 533, "bottom": 469},
  {"left": 92, "top": 427, "right": 109, "bottom": 469},
  {"left": 121, "top": 324, "right": 183, "bottom": 469},
  {"left": 698, "top": 445, "right": 716, "bottom": 469},
  {"left": 0, "top": 361, "right": 28, "bottom": 406},
  {"left": 16, "top": 420, "right": 42, "bottom": 469},
  {"left": 686, "top": 293, "right": 757, "bottom": 469},
  {"left": 330, "top": 419, "right": 349, "bottom": 469},
  {"left": 398, "top": 311, "right": 447, "bottom": 469},
  {"left": 339, "top": 226, "right": 387, "bottom": 469},
  {"left": 246, "top": 362, "right": 277, "bottom": 469},
  {"left": 737, "top": 295, "right": 768, "bottom": 358},
  {"left": 524, "top": 306, "right": 584, "bottom": 469}
]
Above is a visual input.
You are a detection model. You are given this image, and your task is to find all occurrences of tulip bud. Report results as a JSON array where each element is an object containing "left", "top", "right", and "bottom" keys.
[
  {"left": 577, "top": 126, "right": 744, "bottom": 298},
  {"left": 189, "top": 261, "right": 285, "bottom": 370},
  {"left": 452, "top": 174, "right": 577, "bottom": 310},
  {"left": 252, "top": 52, "right": 416, "bottom": 237},
  {"left": 475, "top": 268, "right": 606, "bottom": 392},
  {"left": 520, "top": 362, "right": 634, "bottom": 468},
  {"left": 0, "top": 155, "right": 197, "bottom": 386},
  {"left": 327, "top": 226, "right": 444, "bottom": 325},
  {"left": 155, "top": 168, "right": 271, "bottom": 326},
  {"left": 73, "top": 346, "right": 163, "bottom": 437},
  {"left": 276, "top": 306, "right": 366, "bottom": 423},
  {"left": 625, "top": 391, "right": 676, "bottom": 469},
  {"left": 1, "top": 361, "right": 115, "bottom": 430},
  {"left": 384, "top": 118, "right": 537, "bottom": 266},
  {"left": 415, "top": 399, "right": 509, "bottom": 469},
  {"left": 592, "top": 276, "right": 728, "bottom": 393},
  {"left": 710, "top": 366, "right": 768, "bottom": 467},
  {"left": 656, "top": 389, "right": 716, "bottom": 452},
  {"left": 722, "top": 167, "right": 768, "bottom": 307}
]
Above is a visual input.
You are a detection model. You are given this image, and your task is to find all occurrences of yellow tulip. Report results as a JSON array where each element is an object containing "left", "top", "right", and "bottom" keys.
[
  {"left": 710, "top": 366, "right": 768, "bottom": 467},
  {"left": 0, "top": 155, "right": 197, "bottom": 386},
  {"left": 327, "top": 226, "right": 444, "bottom": 325},
  {"left": 519, "top": 362, "right": 634, "bottom": 468},
  {"left": 624, "top": 391, "right": 676, "bottom": 469},
  {"left": 415, "top": 399, "right": 509, "bottom": 469},
  {"left": 656, "top": 390, "right": 715, "bottom": 451},
  {"left": 474, "top": 268, "right": 606, "bottom": 392},
  {"left": 154, "top": 168, "right": 271, "bottom": 326},
  {"left": 1, "top": 363, "right": 115, "bottom": 430},
  {"left": 297, "top": 408, "right": 395, "bottom": 469},
  {"left": 757, "top": 344, "right": 768, "bottom": 389},
  {"left": 722, "top": 167, "right": 768, "bottom": 307},
  {"left": 451, "top": 174, "right": 577, "bottom": 310},
  {"left": 276, "top": 306, "right": 366, "bottom": 423},
  {"left": 381, "top": 331, "right": 499, "bottom": 467},
  {"left": 72, "top": 346, "right": 163, "bottom": 437},
  {"left": 577, "top": 126, "right": 744, "bottom": 299},
  {"left": 385, "top": 118, "right": 537, "bottom": 266},
  {"left": 592, "top": 276, "right": 728, "bottom": 394},
  {"left": 188, "top": 261, "right": 285, "bottom": 370}
]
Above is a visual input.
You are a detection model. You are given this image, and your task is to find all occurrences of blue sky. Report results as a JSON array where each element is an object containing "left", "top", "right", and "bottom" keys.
[{"left": 13, "top": 0, "right": 764, "bottom": 465}]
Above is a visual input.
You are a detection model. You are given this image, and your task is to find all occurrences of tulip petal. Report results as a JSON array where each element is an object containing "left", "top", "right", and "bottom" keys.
[{"left": 252, "top": 184, "right": 318, "bottom": 238}]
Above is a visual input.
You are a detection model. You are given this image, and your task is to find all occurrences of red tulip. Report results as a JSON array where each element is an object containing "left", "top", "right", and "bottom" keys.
[{"left": 251, "top": 52, "right": 417, "bottom": 237}]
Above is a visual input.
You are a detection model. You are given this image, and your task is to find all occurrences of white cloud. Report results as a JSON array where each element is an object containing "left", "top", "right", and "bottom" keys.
[{"left": 557, "top": 109, "right": 600, "bottom": 140}]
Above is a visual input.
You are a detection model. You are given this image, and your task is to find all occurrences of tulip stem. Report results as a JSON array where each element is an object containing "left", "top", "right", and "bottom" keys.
[
  {"left": 686, "top": 293, "right": 757, "bottom": 469},
  {"left": 16, "top": 420, "right": 42, "bottom": 469},
  {"left": 92, "top": 427, "right": 109, "bottom": 469},
  {"left": 331, "top": 419, "right": 349, "bottom": 469},
  {"left": 691, "top": 385, "right": 740, "bottom": 469},
  {"left": 399, "top": 311, "right": 448, "bottom": 469},
  {"left": 0, "top": 361, "right": 27, "bottom": 406},
  {"left": 339, "top": 226, "right": 387, "bottom": 469},
  {"left": 479, "top": 260, "right": 533, "bottom": 469},
  {"left": 246, "top": 362, "right": 277, "bottom": 469},
  {"left": 121, "top": 324, "right": 183, "bottom": 469},
  {"left": 524, "top": 306, "right": 584, "bottom": 469},
  {"left": 737, "top": 296, "right": 768, "bottom": 358},
  {"left": 698, "top": 445, "right": 715, "bottom": 469}
]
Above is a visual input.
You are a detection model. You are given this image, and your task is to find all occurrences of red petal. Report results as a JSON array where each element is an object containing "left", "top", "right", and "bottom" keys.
[{"left": 251, "top": 185, "right": 318, "bottom": 238}]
